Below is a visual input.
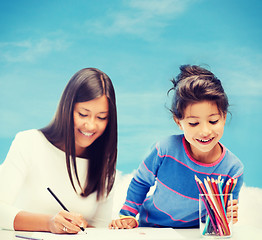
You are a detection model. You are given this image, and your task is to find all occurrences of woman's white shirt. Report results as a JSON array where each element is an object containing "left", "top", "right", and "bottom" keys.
[{"left": 0, "top": 129, "right": 114, "bottom": 230}]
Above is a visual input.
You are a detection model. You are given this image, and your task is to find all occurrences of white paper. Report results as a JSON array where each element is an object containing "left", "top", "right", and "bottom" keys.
[{"left": 31, "top": 227, "right": 185, "bottom": 240}]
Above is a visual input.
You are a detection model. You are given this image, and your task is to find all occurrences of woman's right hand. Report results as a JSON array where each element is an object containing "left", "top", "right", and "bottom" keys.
[{"left": 48, "top": 210, "right": 88, "bottom": 234}]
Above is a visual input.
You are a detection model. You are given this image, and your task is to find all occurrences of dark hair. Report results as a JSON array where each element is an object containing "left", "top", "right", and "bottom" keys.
[
  {"left": 168, "top": 65, "right": 229, "bottom": 119},
  {"left": 41, "top": 68, "right": 117, "bottom": 200}
]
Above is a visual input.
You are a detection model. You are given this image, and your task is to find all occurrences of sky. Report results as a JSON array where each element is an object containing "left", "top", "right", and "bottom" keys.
[{"left": 0, "top": 0, "right": 262, "bottom": 188}]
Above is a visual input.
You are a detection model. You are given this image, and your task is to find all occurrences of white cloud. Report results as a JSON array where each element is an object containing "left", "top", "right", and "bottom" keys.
[
  {"left": 0, "top": 37, "right": 69, "bottom": 63},
  {"left": 211, "top": 47, "right": 262, "bottom": 97},
  {"left": 236, "top": 184, "right": 262, "bottom": 229},
  {"left": 128, "top": 0, "right": 193, "bottom": 15},
  {"left": 86, "top": 0, "right": 198, "bottom": 40}
]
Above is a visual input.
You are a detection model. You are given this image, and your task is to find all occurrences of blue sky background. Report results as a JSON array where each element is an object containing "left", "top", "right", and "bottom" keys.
[{"left": 0, "top": 0, "right": 261, "bottom": 188}]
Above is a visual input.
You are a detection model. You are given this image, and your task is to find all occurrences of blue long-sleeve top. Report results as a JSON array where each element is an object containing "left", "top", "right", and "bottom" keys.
[{"left": 120, "top": 134, "right": 244, "bottom": 228}]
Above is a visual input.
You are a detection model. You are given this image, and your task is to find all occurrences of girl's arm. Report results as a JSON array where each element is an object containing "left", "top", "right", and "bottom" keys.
[
  {"left": 110, "top": 144, "right": 163, "bottom": 229},
  {"left": 108, "top": 176, "right": 151, "bottom": 230}
]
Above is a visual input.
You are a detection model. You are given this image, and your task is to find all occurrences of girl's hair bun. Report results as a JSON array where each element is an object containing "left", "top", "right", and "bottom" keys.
[
  {"left": 168, "top": 64, "right": 229, "bottom": 119},
  {"left": 177, "top": 65, "right": 214, "bottom": 81}
]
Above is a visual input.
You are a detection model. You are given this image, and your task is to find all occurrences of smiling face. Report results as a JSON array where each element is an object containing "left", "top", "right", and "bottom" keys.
[
  {"left": 73, "top": 95, "right": 109, "bottom": 156},
  {"left": 174, "top": 100, "right": 227, "bottom": 163}
]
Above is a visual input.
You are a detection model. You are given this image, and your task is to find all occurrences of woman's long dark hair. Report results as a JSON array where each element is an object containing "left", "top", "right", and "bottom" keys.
[{"left": 41, "top": 68, "right": 117, "bottom": 200}]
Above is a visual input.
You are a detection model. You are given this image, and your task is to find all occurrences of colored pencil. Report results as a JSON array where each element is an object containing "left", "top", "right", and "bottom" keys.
[
  {"left": 195, "top": 175, "right": 233, "bottom": 236},
  {"left": 15, "top": 235, "right": 43, "bottom": 240},
  {"left": 204, "top": 178, "right": 228, "bottom": 235},
  {"left": 217, "top": 178, "right": 226, "bottom": 214},
  {"left": 195, "top": 176, "right": 218, "bottom": 234},
  {"left": 223, "top": 179, "right": 231, "bottom": 207}
]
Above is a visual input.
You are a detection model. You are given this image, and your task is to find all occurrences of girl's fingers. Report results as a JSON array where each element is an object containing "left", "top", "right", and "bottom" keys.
[
  {"left": 109, "top": 218, "right": 137, "bottom": 229},
  {"left": 115, "top": 219, "right": 125, "bottom": 229},
  {"left": 108, "top": 220, "right": 116, "bottom": 229},
  {"left": 109, "top": 219, "right": 126, "bottom": 229},
  {"left": 226, "top": 200, "right": 239, "bottom": 224},
  {"left": 124, "top": 218, "right": 137, "bottom": 228},
  {"left": 109, "top": 219, "right": 120, "bottom": 229},
  {"left": 120, "top": 219, "right": 129, "bottom": 229}
]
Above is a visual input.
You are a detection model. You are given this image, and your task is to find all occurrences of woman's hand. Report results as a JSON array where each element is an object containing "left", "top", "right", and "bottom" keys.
[
  {"left": 109, "top": 217, "right": 137, "bottom": 229},
  {"left": 48, "top": 210, "right": 88, "bottom": 234},
  {"left": 226, "top": 199, "right": 238, "bottom": 224}
]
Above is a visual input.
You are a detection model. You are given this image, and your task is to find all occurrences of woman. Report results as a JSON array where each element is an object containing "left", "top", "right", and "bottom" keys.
[{"left": 0, "top": 68, "right": 117, "bottom": 233}]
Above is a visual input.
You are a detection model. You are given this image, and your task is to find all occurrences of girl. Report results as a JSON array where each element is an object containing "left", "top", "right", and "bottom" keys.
[
  {"left": 0, "top": 68, "right": 117, "bottom": 233},
  {"left": 109, "top": 65, "right": 243, "bottom": 229}
]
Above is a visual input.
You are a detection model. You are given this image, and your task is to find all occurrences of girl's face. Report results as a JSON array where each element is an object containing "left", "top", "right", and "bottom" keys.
[
  {"left": 73, "top": 95, "right": 109, "bottom": 156},
  {"left": 174, "top": 101, "right": 226, "bottom": 163}
]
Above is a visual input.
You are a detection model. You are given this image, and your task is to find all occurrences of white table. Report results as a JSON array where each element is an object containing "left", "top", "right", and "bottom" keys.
[{"left": 1, "top": 225, "right": 261, "bottom": 240}]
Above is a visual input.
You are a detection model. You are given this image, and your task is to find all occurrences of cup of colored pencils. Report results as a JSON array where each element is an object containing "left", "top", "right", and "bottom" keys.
[{"left": 195, "top": 175, "right": 236, "bottom": 238}]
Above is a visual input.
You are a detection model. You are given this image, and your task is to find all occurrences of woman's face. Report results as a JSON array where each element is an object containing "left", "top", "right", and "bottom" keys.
[{"left": 73, "top": 95, "right": 109, "bottom": 156}]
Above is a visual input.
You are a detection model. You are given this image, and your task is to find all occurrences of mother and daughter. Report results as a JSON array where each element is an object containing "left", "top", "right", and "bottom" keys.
[{"left": 0, "top": 65, "right": 243, "bottom": 233}]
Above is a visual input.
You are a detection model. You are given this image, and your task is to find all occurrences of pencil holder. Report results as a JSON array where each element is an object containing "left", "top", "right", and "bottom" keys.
[{"left": 199, "top": 194, "right": 233, "bottom": 238}]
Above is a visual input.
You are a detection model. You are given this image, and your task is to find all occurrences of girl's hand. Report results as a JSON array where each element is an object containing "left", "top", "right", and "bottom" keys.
[
  {"left": 48, "top": 210, "right": 88, "bottom": 234},
  {"left": 109, "top": 217, "right": 137, "bottom": 229},
  {"left": 226, "top": 199, "right": 238, "bottom": 224}
]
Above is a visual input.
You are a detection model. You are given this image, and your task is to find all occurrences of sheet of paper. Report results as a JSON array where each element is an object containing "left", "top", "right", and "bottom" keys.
[{"left": 31, "top": 227, "right": 185, "bottom": 240}]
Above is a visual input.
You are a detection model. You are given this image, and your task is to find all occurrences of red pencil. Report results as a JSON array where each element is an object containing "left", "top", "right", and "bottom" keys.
[
  {"left": 223, "top": 179, "right": 231, "bottom": 205},
  {"left": 211, "top": 178, "right": 224, "bottom": 210},
  {"left": 230, "top": 178, "right": 238, "bottom": 194},
  {"left": 229, "top": 178, "right": 234, "bottom": 192}
]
